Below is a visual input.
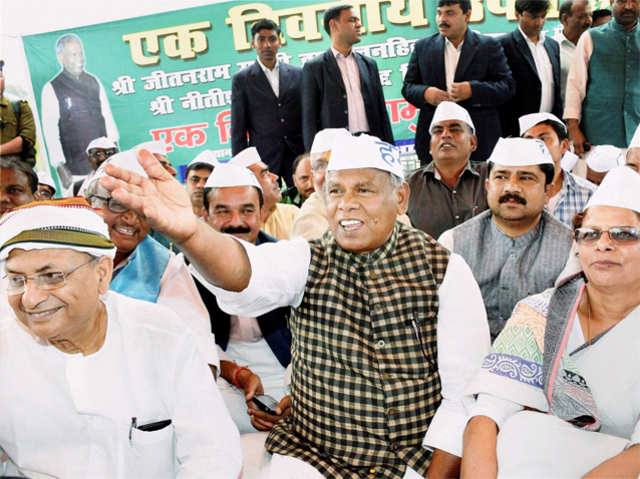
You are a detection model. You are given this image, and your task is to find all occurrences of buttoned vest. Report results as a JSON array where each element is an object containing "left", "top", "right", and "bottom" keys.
[
  {"left": 582, "top": 22, "right": 640, "bottom": 147},
  {"left": 50, "top": 70, "right": 107, "bottom": 174},
  {"left": 266, "top": 223, "right": 450, "bottom": 478}
]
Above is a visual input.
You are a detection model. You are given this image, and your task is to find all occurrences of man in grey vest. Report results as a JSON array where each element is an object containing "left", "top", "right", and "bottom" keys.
[
  {"left": 101, "top": 134, "right": 490, "bottom": 478},
  {"left": 41, "top": 33, "right": 119, "bottom": 177},
  {"left": 439, "top": 138, "right": 573, "bottom": 340},
  {"left": 564, "top": 0, "right": 639, "bottom": 154}
]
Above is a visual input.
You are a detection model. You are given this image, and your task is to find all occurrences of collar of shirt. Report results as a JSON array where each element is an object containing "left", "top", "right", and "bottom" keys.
[
  {"left": 554, "top": 29, "right": 576, "bottom": 49},
  {"left": 489, "top": 211, "right": 543, "bottom": 248},
  {"left": 519, "top": 25, "right": 546, "bottom": 47},
  {"left": 348, "top": 222, "right": 399, "bottom": 266},
  {"left": 424, "top": 160, "right": 479, "bottom": 181},
  {"left": 257, "top": 57, "right": 279, "bottom": 74},
  {"left": 331, "top": 46, "right": 353, "bottom": 59},
  {"left": 444, "top": 37, "right": 464, "bottom": 53}
]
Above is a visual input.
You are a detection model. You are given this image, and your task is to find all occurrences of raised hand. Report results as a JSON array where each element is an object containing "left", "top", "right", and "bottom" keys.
[{"left": 100, "top": 149, "right": 199, "bottom": 243}]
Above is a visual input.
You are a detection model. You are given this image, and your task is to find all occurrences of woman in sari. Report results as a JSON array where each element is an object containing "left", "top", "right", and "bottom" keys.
[{"left": 461, "top": 166, "right": 640, "bottom": 478}]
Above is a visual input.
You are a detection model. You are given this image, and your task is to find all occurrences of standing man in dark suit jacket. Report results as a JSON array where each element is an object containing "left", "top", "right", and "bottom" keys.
[
  {"left": 499, "top": 0, "right": 563, "bottom": 138},
  {"left": 231, "top": 19, "right": 303, "bottom": 187},
  {"left": 402, "top": 0, "right": 514, "bottom": 165},
  {"left": 301, "top": 4, "right": 394, "bottom": 150}
]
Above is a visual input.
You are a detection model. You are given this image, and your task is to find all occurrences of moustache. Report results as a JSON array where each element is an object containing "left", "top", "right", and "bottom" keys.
[
  {"left": 499, "top": 193, "right": 527, "bottom": 205},
  {"left": 439, "top": 22, "right": 451, "bottom": 28},
  {"left": 221, "top": 225, "right": 251, "bottom": 235}
]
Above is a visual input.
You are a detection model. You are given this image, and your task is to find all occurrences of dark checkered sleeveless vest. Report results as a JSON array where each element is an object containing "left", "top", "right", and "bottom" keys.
[{"left": 266, "top": 223, "right": 450, "bottom": 478}]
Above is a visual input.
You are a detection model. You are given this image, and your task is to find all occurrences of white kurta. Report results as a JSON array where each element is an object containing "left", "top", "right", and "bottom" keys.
[
  {"left": 192, "top": 236, "right": 490, "bottom": 457},
  {"left": 114, "top": 250, "right": 220, "bottom": 371},
  {"left": 0, "top": 291, "right": 241, "bottom": 478}
]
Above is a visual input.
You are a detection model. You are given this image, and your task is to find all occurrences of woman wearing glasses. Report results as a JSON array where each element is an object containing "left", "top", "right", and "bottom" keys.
[{"left": 461, "top": 166, "right": 640, "bottom": 478}]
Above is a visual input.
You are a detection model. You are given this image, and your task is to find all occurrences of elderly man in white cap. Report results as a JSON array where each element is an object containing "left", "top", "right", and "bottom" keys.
[
  {"left": 0, "top": 198, "right": 241, "bottom": 478},
  {"left": 185, "top": 150, "right": 218, "bottom": 218},
  {"left": 584, "top": 144, "right": 625, "bottom": 185},
  {"left": 75, "top": 136, "right": 118, "bottom": 196},
  {"left": 520, "top": 112, "right": 596, "bottom": 226},
  {"left": 229, "top": 147, "right": 298, "bottom": 240},
  {"left": 626, "top": 124, "right": 640, "bottom": 172},
  {"left": 290, "top": 128, "right": 350, "bottom": 240},
  {"left": 84, "top": 150, "right": 220, "bottom": 377},
  {"left": 292, "top": 128, "right": 411, "bottom": 240},
  {"left": 134, "top": 140, "right": 176, "bottom": 176},
  {"left": 101, "top": 134, "right": 490, "bottom": 478},
  {"left": 407, "top": 101, "right": 489, "bottom": 239},
  {"left": 36, "top": 170, "right": 56, "bottom": 200},
  {"left": 439, "top": 138, "right": 573, "bottom": 340},
  {"left": 192, "top": 164, "right": 292, "bottom": 435},
  {"left": 461, "top": 166, "right": 640, "bottom": 479}
]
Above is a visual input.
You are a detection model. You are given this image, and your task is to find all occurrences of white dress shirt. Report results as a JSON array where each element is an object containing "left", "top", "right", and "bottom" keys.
[
  {"left": 553, "top": 29, "right": 577, "bottom": 105},
  {"left": 519, "top": 26, "right": 555, "bottom": 112},
  {"left": 0, "top": 291, "right": 241, "bottom": 478},
  {"left": 444, "top": 38, "right": 464, "bottom": 92},
  {"left": 194, "top": 236, "right": 490, "bottom": 457},
  {"left": 114, "top": 251, "right": 219, "bottom": 370},
  {"left": 331, "top": 47, "right": 370, "bottom": 134},
  {"left": 563, "top": 30, "right": 594, "bottom": 121},
  {"left": 41, "top": 73, "right": 119, "bottom": 168},
  {"left": 257, "top": 58, "right": 280, "bottom": 97}
]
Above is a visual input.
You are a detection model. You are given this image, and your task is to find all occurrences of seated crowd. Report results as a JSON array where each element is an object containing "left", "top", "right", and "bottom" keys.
[{"left": 1, "top": 2, "right": 640, "bottom": 478}]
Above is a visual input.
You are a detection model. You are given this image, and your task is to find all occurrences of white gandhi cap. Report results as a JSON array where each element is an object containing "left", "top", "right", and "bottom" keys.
[
  {"left": 327, "top": 134, "right": 404, "bottom": 179},
  {"left": 586, "top": 145, "right": 624, "bottom": 173},
  {"left": 188, "top": 150, "right": 219, "bottom": 169},
  {"left": 134, "top": 140, "right": 168, "bottom": 156},
  {"left": 518, "top": 112, "right": 566, "bottom": 136},
  {"left": 228, "top": 147, "right": 262, "bottom": 168},
  {"left": 85, "top": 136, "right": 118, "bottom": 155},
  {"left": 488, "top": 137, "right": 554, "bottom": 167},
  {"left": 585, "top": 166, "right": 640, "bottom": 214},
  {"left": 429, "top": 101, "right": 475, "bottom": 134},
  {"left": 310, "top": 128, "right": 351, "bottom": 155},
  {"left": 204, "top": 163, "right": 262, "bottom": 191}
]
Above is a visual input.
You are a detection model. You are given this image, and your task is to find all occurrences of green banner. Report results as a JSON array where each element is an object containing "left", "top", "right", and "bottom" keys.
[{"left": 23, "top": 0, "right": 600, "bottom": 184}]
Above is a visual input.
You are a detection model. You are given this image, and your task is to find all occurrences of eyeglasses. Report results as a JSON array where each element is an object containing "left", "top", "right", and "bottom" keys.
[
  {"left": 38, "top": 189, "right": 54, "bottom": 200},
  {"left": 574, "top": 226, "right": 640, "bottom": 244},
  {"left": 89, "top": 149, "right": 117, "bottom": 160},
  {"left": 89, "top": 195, "right": 129, "bottom": 214},
  {"left": 3, "top": 257, "right": 97, "bottom": 294}
]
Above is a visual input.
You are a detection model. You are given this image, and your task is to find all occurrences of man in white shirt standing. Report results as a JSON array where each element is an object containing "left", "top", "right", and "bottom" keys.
[
  {"left": 499, "top": 0, "right": 563, "bottom": 138},
  {"left": 231, "top": 19, "right": 303, "bottom": 188},
  {"left": 101, "top": 134, "right": 490, "bottom": 479},
  {"left": 554, "top": 0, "right": 592, "bottom": 104}
]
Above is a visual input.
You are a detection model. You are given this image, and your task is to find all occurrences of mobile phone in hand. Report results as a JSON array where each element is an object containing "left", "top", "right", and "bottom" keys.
[{"left": 253, "top": 394, "right": 279, "bottom": 415}]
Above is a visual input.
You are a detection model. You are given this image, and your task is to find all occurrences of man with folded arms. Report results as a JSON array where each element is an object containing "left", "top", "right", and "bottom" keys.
[
  {"left": 101, "top": 134, "right": 489, "bottom": 478},
  {"left": 439, "top": 138, "right": 573, "bottom": 340},
  {"left": 0, "top": 198, "right": 240, "bottom": 478}
]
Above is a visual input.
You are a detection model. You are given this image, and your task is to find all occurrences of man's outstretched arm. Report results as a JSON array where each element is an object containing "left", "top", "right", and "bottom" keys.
[{"left": 101, "top": 149, "right": 250, "bottom": 291}]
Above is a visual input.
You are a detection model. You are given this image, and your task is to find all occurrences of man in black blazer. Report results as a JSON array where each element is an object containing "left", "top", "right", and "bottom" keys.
[
  {"left": 499, "top": 0, "right": 563, "bottom": 138},
  {"left": 231, "top": 19, "right": 303, "bottom": 187},
  {"left": 301, "top": 5, "right": 394, "bottom": 150},
  {"left": 402, "top": 0, "right": 514, "bottom": 165}
]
